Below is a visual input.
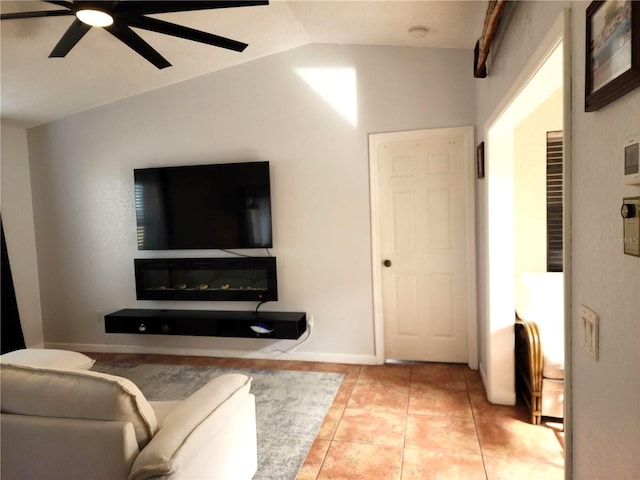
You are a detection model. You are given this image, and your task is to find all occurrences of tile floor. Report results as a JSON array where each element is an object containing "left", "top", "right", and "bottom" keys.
[{"left": 88, "top": 353, "right": 564, "bottom": 480}]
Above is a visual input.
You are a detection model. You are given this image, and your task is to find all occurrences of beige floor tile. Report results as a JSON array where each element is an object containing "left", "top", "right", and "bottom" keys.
[
  {"left": 316, "top": 403, "right": 345, "bottom": 441},
  {"left": 332, "top": 380, "right": 355, "bottom": 407},
  {"left": 468, "top": 388, "right": 529, "bottom": 420},
  {"left": 409, "top": 385, "right": 473, "bottom": 418},
  {"left": 348, "top": 382, "right": 409, "bottom": 412},
  {"left": 405, "top": 414, "right": 481, "bottom": 455},
  {"left": 401, "top": 449, "right": 486, "bottom": 480},
  {"left": 410, "top": 363, "right": 468, "bottom": 390},
  {"left": 483, "top": 454, "right": 564, "bottom": 480},
  {"left": 464, "top": 369, "right": 486, "bottom": 392},
  {"left": 296, "top": 438, "right": 331, "bottom": 480},
  {"left": 475, "top": 415, "right": 564, "bottom": 465},
  {"left": 356, "top": 364, "right": 412, "bottom": 387},
  {"left": 318, "top": 441, "right": 403, "bottom": 480},
  {"left": 334, "top": 408, "right": 407, "bottom": 447}
]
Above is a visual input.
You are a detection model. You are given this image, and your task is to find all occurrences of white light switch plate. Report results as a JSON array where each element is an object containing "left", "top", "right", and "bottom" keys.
[{"left": 580, "top": 304, "right": 599, "bottom": 360}]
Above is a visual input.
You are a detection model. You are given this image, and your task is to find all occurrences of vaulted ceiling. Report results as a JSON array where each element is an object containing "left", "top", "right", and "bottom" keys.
[{"left": 1, "top": 1, "right": 486, "bottom": 128}]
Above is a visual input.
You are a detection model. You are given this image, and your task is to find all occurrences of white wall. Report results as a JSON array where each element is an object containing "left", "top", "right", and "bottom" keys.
[
  {"left": 570, "top": 3, "right": 640, "bottom": 478},
  {"left": 514, "top": 87, "right": 563, "bottom": 276},
  {"left": 25, "top": 44, "right": 475, "bottom": 363},
  {"left": 1, "top": 123, "right": 45, "bottom": 347},
  {"left": 476, "top": 1, "right": 640, "bottom": 478}
]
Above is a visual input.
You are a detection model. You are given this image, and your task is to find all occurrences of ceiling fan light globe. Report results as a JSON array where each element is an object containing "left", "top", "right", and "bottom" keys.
[{"left": 76, "top": 9, "right": 113, "bottom": 27}]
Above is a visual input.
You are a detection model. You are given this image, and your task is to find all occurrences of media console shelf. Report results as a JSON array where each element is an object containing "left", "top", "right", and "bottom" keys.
[{"left": 105, "top": 309, "right": 307, "bottom": 340}]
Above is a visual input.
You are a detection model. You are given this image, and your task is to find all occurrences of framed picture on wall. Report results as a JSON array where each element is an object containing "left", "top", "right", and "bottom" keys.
[
  {"left": 476, "top": 142, "right": 485, "bottom": 179},
  {"left": 585, "top": 0, "right": 640, "bottom": 112}
]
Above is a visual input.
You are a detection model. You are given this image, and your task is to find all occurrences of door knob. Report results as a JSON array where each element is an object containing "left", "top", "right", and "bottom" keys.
[
  {"left": 621, "top": 203, "right": 637, "bottom": 218},
  {"left": 383, "top": 259, "right": 392, "bottom": 267}
]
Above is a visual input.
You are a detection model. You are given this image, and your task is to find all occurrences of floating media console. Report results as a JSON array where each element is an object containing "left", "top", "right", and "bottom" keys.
[{"left": 105, "top": 309, "right": 307, "bottom": 340}]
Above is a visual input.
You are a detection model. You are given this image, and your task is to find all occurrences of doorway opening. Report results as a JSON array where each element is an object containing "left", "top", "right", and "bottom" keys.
[{"left": 483, "top": 11, "right": 570, "bottom": 479}]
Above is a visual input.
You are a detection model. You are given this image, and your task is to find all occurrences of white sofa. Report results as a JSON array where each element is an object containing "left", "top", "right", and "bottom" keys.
[
  {"left": 514, "top": 272, "right": 565, "bottom": 424},
  {"left": 0, "top": 361, "right": 257, "bottom": 480}
]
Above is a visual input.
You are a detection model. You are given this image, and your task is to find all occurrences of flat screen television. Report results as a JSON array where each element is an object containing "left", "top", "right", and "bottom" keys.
[{"left": 134, "top": 161, "right": 272, "bottom": 250}]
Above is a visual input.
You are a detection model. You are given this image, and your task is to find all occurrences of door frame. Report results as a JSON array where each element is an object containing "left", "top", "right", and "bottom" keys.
[
  {"left": 369, "top": 126, "right": 478, "bottom": 368},
  {"left": 480, "top": 11, "right": 571, "bottom": 478}
]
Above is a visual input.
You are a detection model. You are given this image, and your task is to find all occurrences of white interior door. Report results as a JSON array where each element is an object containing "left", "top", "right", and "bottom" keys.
[{"left": 370, "top": 127, "right": 476, "bottom": 364}]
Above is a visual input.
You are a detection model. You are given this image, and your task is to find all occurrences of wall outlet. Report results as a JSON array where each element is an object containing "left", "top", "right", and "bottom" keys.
[
  {"left": 95, "top": 310, "right": 104, "bottom": 323},
  {"left": 580, "top": 304, "right": 598, "bottom": 360}
]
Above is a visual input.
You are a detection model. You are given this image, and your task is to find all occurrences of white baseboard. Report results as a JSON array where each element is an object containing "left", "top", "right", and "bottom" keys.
[
  {"left": 478, "top": 361, "right": 516, "bottom": 406},
  {"left": 491, "top": 390, "right": 517, "bottom": 406},
  {"left": 44, "top": 342, "right": 379, "bottom": 366},
  {"left": 479, "top": 361, "right": 489, "bottom": 391}
]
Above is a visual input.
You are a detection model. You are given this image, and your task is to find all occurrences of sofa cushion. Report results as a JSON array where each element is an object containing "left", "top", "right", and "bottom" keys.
[
  {"left": 542, "top": 334, "right": 565, "bottom": 380},
  {"left": 516, "top": 272, "right": 564, "bottom": 329},
  {"left": 516, "top": 272, "right": 565, "bottom": 378},
  {"left": 129, "top": 373, "right": 252, "bottom": 480},
  {"left": 0, "top": 364, "right": 157, "bottom": 448},
  {"left": 149, "top": 400, "right": 181, "bottom": 426},
  {"left": 0, "top": 349, "right": 95, "bottom": 370}
]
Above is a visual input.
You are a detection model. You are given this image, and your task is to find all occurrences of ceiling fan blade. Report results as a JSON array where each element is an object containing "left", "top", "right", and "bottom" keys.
[
  {"left": 105, "top": 23, "right": 171, "bottom": 69},
  {"left": 127, "top": 16, "right": 247, "bottom": 52},
  {"left": 1, "top": 9, "right": 72, "bottom": 20},
  {"left": 115, "top": 1, "right": 268, "bottom": 15},
  {"left": 69, "top": 1, "right": 120, "bottom": 11},
  {"left": 49, "top": 18, "right": 91, "bottom": 57},
  {"left": 43, "top": 1, "right": 75, "bottom": 9}
]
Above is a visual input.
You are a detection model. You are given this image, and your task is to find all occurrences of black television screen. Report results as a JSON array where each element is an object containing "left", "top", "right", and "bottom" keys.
[{"left": 134, "top": 161, "right": 272, "bottom": 250}]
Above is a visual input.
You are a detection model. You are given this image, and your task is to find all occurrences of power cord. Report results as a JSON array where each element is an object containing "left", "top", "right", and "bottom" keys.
[
  {"left": 255, "top": 300, "right": 268, "bottom": 313},
  {"left": 263, "top": 315, "right": 314, "bottom": 356}
]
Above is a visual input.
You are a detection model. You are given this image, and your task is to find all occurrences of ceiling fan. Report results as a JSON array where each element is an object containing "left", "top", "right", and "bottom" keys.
[{"left": 0, "top": 0, "right": 269, "bottom": 69}]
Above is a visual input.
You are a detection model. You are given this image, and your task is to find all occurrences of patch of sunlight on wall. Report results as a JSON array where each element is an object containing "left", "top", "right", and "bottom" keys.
[{"left": 294, "top": 67, "right": 358, "bottom": 127}]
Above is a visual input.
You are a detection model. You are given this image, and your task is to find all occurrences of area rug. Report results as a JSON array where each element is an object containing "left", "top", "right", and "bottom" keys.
[{"left": 93, "top": 362, "right": 343, "bottom": 480}]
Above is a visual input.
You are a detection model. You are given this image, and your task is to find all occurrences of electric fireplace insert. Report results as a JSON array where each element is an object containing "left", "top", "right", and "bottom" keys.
[{"left": 134, "top": 257, "right": 277, "bottom": 302}]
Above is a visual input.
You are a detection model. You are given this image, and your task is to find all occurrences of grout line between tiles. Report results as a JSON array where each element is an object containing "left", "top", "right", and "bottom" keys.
[
  {"left": 466, "top": 371, "right": 490, "bottom": 480},
  {"left": 313, "top": 368, "right": 355, "bottom": 480},
  {"left": 398, "top": 363, "right": 416, "bottom": 480}
]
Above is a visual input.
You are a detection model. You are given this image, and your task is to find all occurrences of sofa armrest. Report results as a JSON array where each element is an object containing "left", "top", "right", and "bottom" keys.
[
  {"left": 129, "top": 373, "right": 257, "bottom": 480},
  {"left": 1, "top": 413, "right": 139, "bottom": 480}
]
